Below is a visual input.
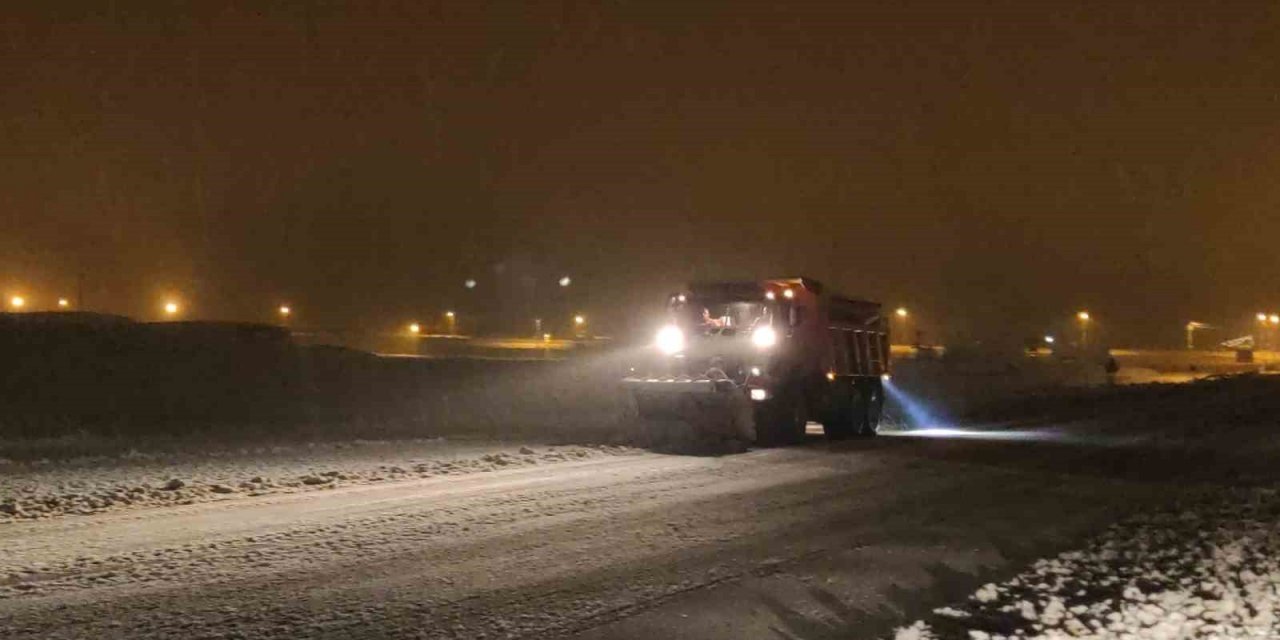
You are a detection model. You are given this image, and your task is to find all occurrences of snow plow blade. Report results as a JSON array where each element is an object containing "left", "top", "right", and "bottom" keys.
[{"left": 622, "top": 377, "right": 755, "bottom": 444}]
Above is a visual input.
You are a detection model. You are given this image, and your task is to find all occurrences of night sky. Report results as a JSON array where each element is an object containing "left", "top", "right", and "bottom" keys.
[{"left": 4, "top": 2, "right": 1279, "bottom": 345}]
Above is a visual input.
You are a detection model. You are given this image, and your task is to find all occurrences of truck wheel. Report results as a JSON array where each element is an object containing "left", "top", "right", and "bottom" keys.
[
  {"left": 857, "top": 380, "right": 884, "bottom": 437},
  {"left": 755, "top": 390, "right": 806, "bottom": 447}
]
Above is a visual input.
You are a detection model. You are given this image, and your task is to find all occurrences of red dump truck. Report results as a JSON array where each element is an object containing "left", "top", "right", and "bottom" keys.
[{"left": 622, "top": 277, "right": 889, "bottom": 446}]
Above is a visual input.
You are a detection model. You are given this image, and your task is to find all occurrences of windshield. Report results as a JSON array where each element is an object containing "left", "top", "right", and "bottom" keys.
[{"left": 672, "top": 298, "right": 774, "bottom": 336}]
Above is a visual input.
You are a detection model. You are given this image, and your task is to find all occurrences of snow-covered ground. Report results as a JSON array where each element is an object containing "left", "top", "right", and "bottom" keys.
[
  {"left": 0, "top": 438, "right": 638, "bottom": 522},
  {"left": 5, "top": 375, "right": 1280, "bottom": 638},
  {"left": 894, "top": 487, "right": 1280, "bottom": 640}
]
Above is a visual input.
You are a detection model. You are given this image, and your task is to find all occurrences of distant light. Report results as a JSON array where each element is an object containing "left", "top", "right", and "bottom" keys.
[
  {"left": 558, "top": 276, "right": 571, "bottom": 287},
  {"left": 162, "top": 301, "right": 180, "bottom": 316},
  {"left": 895, "top": 307, "right": 908, "bottom": 318},
  {"left": 750, "top": 388, "right": 769, "bottom": 401},
  {"left": 881, "top": 373, "right": 892, "bottom": 382},
  {"left": 464, "top": 279, "right": 477, "bottom": 289},
  {"left": 1259, "top": 313, "right": 1269, "bottom": 322},
  {"left": 782, "top": 289, "right": 794, "bottom": 299},
  {"left": 676, "top": 294, "right": 687, "bottom": 303},
  {"left": 1270, "top": 315, "right": 1279, "bottom": 325},
  {"left": 445, "top": 311, "right": 455, "bottom": 318},
  {"left": 9, "top": 295, "right": 25, "bottom": 309},
  {"left": 573, "top": 314, "right": 585, "bottom": 325},
  {"left": 826, "top": 371, "right": 836, "bottom": 381},
  {"left": 765, "top": 291, "right": 776, "bottom": 301},
  {"left": 408, "top": 323, "right": 420, "bottom": 334},
  {"left": 542, "top": 333, "right": 552, "bottom": 341},
  {"left": 279, "top": 305, "right": 291, "bottom": 317},
  {"left": 750, "top": 366, "right": 762, "bottom": 376},
  {"left": 1044, "top": 335, "right": 1056, "bottom": 344},
  {"left": 1077, "top": 311, "right": 1090, "bottom": 321},
  {"left": 58, "top": 298, "right": 69, "bottom": 308}
]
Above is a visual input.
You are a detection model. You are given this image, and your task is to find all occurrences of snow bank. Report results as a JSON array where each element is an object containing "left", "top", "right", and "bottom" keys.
[
  {"left": 892, "top": 487, "right": 1280, "bottom": 639},
  {"left": 0, "top": 439, "right": 639, "bottom": 523}
]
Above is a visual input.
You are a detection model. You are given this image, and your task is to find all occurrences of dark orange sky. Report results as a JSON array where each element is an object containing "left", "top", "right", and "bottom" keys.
[{"left": 3, "top": 1, "right": 1279, "bottom": 344}]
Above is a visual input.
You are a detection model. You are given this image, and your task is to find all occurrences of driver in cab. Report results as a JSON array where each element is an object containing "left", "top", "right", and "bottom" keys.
[{"left": 701, "top": 308, "right": 727, "bottom": 329}]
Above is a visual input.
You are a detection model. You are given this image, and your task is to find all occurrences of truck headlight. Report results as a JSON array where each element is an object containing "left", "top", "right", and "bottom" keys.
[
  {"left": 655, "top": 325, "right": 684, "bottom": 355},
  {"left": 751, "top": 325, "right": 777, "bottom": 349}
]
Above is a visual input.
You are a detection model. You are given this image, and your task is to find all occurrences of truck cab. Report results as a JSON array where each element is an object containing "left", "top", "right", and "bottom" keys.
[{"left": 623, "top": 277, "right": 889, "bottom": 446}]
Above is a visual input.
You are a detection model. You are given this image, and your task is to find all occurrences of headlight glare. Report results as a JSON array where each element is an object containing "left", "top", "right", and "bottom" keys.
[
  {"left": 751, "top": 325, "right": 778, "bottom": 349},
  {"left": 655, "top": 325, "right": 685, "bottom": 355}
]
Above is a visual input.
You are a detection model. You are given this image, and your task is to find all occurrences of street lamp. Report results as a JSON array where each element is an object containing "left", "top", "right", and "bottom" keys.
[
  {"left": 1044, "top": 335, "right": 1055, "bottom": 344},
  {"left": 558, "top": 276, "right": 571, "bottom": 287},
  {"left": 163, "top": 301, "right": 180, "bottom": 317},
  {"left": 445, "top": 311, "right": 456, "bottom": 335},
  {"left": 57, "top": 298, "right": 69, "bottom": 309},
  {"left": 9, "top": 295, "right": 25, "bottom": 310},
  {"left": 464, "top": 279, "right": 477, "bottom": 290},
  {"left": 278, "top": 305, "right": 291, "bottom": 318},
  {"left": 1076, "top": 311, "right": 1091, "bottom": 348},
  {"left": 1256, "top": 313, "right": 1274, "bottom": 350},
  {"left": 408, "top": 322, "right": 421, "bottom": 335},
  {"left": 893, "top": 307, "right": 914, "bottom": 347},
  {"left": 574, "top": 314, "right": 585, "bottom": 326}
]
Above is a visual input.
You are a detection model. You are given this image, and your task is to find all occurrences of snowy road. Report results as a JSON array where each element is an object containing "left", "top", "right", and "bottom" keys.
[{"left": 0, "top": 425, "right": 1214, "bottom": 640}]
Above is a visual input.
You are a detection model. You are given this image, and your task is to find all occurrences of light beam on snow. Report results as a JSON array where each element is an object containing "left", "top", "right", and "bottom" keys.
[{"left": 882, "top": 376, "right": 942, "bottom": 428}]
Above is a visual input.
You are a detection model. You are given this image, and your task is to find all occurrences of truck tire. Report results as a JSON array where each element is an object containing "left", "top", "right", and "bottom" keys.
[
  {"left": 755, "top": 389, "right": 807, "bottom": 447},
  {"left": 857, "top": 380, "right": 884, "bottom": 437}
]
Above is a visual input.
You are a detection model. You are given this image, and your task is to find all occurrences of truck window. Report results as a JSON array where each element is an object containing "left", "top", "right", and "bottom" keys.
[{"left": 789, "top": 305, "right": 806, "bottom": 327}]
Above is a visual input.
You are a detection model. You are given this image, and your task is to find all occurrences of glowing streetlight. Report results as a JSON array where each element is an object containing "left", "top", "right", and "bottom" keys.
[
  {"left": 1044, "top": 335, "right": 1055, "bottom": 344},
  {"left": 163, "top": 301, "right": 180, "bottom": 316},
  {"left": 1269, "top": 315, "right": 1278, "bottom": 325},
  {"left": 408, "top": 322, "right": 421, "bottom": 335},
  {"left": 278, "top": 305, "right": 292, "bottom": 318},
  {"left": 895, "top": 307, "right": 909, "bottom": 318},
  {"left": 574, "top": 314, "right": 585, "bottom": 325},
  {"left": 464, "top": 279, "right": 477, "bottom": 289},
  {"left": 57, "top": 298, "right": 69, "bottom": 308},
  {"left": 444, "top": 311, "right": 456, "bottom": 334},
  {"left": 9, "top": 295, "right": 25, "bottom": 310},
  {"left": 1258, "top": 312, "right": 1268, "bottom": 323},
  {"left": 1076, "top": 311, "right": 1091, "bottom": 348},
  {"left": 558, "top": 276, "right": 572, "bottom": 287}
]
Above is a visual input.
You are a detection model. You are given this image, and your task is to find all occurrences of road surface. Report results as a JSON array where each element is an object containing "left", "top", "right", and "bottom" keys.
[{"left": 0, "top": 426, "right": 1242, "bottom": 639}]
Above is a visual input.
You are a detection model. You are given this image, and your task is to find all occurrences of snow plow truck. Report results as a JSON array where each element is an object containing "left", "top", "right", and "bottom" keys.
[{"left": 622, "top": 277, "right": 889, "bottom": 446}]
